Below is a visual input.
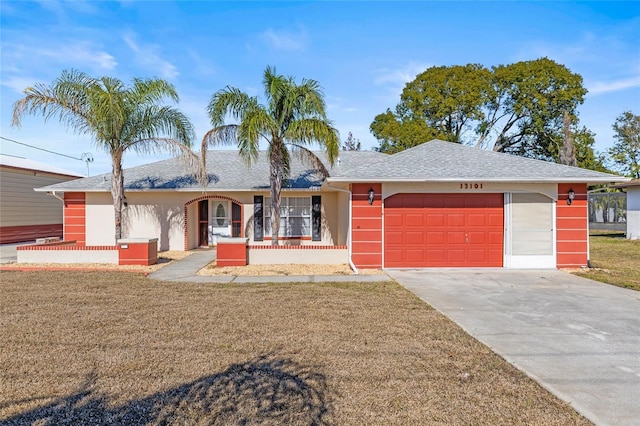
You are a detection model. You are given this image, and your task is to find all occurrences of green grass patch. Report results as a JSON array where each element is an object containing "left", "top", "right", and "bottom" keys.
[{"left": 574, "top": 232, "right": 640, "bottom": 291}]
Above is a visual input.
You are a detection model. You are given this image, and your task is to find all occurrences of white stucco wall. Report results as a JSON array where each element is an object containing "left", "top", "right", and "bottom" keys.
[
  {"left": 627, "top": 187, "right": 640, "bottom": 240},
  {"left": 18, "top": 247, "right": 118, "bottom": 264},
  {"left": 83, "top": 190, "right": 346, "bottom": 251},
  {"left": 85, "top": 192, "right": 116, "bottom": 246},
  {"left": 248, "top": 248, "right": 348, "bottom": 264}
]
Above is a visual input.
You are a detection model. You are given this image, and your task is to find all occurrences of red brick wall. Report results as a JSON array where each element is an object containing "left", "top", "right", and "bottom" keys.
[
  {"left": 64, "top": 192, "right": 86, "bottom": 246},
  {"left": 556, "top": 183, "right": 588, "bottom": 268},
  {"left": 351, "top": 183, "right": 382, "bottom": 269}
]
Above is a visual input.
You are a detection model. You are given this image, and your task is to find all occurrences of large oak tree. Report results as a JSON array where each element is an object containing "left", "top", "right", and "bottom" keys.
[
  {"left": 609, "top": 111, "right": 640, "bottom": 178},
  {"left": 371, "top": 58, "right": 588, "bottom": 160}
]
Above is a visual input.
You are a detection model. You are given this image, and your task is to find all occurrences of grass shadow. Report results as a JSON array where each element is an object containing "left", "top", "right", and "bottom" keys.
[{"left": 2, "top": 355, "right": 331, "bottom": 425}]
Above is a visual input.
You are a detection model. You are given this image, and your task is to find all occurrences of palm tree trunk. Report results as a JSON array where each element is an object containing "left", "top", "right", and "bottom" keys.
[
  {"left": 270, "top": 152, "right": 283, "bottom": 246},
  {"left": 111, "top": 150, "right": 125, "bottom": 242}
]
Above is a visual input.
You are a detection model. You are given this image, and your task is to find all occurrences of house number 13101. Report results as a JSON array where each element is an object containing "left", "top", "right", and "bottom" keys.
[{"left": 460, "top": 183, "right": 483, "bottom": 189}]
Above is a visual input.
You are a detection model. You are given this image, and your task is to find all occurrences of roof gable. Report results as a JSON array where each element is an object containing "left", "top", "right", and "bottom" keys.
[{"left": 329, "top": 140, "right": 626, "bottom": 183}]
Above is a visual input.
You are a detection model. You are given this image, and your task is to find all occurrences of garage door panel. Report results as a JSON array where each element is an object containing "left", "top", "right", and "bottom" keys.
[
  {"left": 447, "top": 249, "right": 466, "bottom": 262},
  {"left": 467, "top": 213, "right": 487, "bottom": 227},
  {"left": 426, "top": 249, "right": 445, "bottom": 262},
  {"left": 447, "top": 213, "right": 465, "bottom": 226},
  {"left": 405, "top": 213, "right": 425, "bottom": 226},
  {"left": 488, "top": 231, "right": 504, "bottom": 245},
  {"left": 385, "top": 230, "right": 404, "bottom": 245},
  {"left": 447, "top": 231, "right": 465, "bottom": 244},
  {"left": 405, "top": 249, "right": 425, "bottom": 262},
  {"left": 467, "top": 254, "right": 488, "bottom": 264},
  {"left": 467, "top": 231, "right": 487, "bottom": 245},
  {"left": 426, "top": 213, "right": 445, "bottom": 226},
  {"left": 426, "top": 231, "right": 445, "bottom": 244},
  {"left": 488, "top": 213, "right": 504, "bottom": 227},
  {"left": 384, "top": 193, "right": 503, "bottom": 267},
  {"left": 384, "top": 213, "right": 404, "bottom": 227},
  {"left": 405, "top": 231, "right": 426, "bottom": 244}
]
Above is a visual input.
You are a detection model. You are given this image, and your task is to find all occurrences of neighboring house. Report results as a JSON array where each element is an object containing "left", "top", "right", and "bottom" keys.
[
  {"left": 36, "top": 140, "right": 628, "bottom": 269},
  {"left": 0, "top": 154, "right": 83, "bottom": 244},
  {"left": 614, "top": 179, "right": 640, "bottom": 240}
]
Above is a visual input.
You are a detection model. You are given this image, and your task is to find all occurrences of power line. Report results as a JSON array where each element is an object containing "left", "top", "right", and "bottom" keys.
[{"left": 0, "top": 136, "right": 83, "bottom": 160}]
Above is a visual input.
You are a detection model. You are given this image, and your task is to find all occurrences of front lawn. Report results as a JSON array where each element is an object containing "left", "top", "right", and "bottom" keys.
[
  {"left": 574, "top": 232, "right": 640, "bottom": 291},
  {"left": 0, "top": 271, "right": 588, "bottom": 425}
]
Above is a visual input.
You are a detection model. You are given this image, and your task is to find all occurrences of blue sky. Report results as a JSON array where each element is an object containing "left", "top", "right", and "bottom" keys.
[{"left": 1, "top": 1, "right": 639, "bottom": 176}]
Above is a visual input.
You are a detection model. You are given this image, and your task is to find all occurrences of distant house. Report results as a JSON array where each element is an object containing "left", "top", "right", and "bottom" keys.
[
  {"left": 37, "top": 140, "right": 628, "bottom": 269},
  {"left": 0, "top": 154, "right": 83, "bottom": 244},
  {"left": 614, "top": 179, "right": 640, "bottom": 240}
]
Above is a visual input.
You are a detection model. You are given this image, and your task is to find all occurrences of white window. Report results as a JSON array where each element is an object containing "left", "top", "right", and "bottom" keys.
[
  {"left": 264, "top": 197, "right": 311, "bottom": 237},
  {"left": 213, "top": 201, "right": 229, "bottom": 227}
]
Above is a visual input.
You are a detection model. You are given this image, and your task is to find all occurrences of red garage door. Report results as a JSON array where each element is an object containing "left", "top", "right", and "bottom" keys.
[{"left": 384, "top": 193, "right": 504, "bottom": 267}]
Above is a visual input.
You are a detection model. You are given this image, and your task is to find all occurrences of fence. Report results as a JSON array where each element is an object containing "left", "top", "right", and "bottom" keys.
[{"left": 588, "top": 191, "right": 626, "bottom": 231}]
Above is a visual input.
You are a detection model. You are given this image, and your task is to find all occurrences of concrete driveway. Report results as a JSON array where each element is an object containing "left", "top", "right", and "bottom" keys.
[
  {"left": 0, "top": 242, "right": 30, "bottom": 264},
  {"left": 387, "top": 269, "right": 640, "bottom": 426}
]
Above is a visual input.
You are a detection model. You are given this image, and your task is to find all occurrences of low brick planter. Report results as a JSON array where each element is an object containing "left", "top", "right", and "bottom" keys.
[{"left": 216, "top": 237, "right": 249, "bottom": 266}]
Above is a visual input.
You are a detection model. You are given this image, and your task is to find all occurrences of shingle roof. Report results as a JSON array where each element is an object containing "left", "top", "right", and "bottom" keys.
[
  {"left": 613, "top": 178, "right": 640, "bottom": 188},
  {"left": 36, "top": 149, "right": 387, "bottom": 192},
  {"left": 36, "top": 140, "right": 628, "bottom": 193},
  {"left": 327, "top": 139, "right": 627, "bottom": 183}
]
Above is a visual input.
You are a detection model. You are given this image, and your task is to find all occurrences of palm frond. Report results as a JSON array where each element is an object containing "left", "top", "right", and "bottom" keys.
[
  {"left": 207, "top": 87, "right": 257, "bottom": 126},
  {"left": 12, "top": 69, "right": 96, "bottom": 135},
  {"left": 285, "top": 118, "right": 339, "bottom": 166},
  {"left": 288, "top": 143, "right": 330, "bottom": 178},
  {"left": 131, "top": 78, "right": 180, "bottom": 105}
]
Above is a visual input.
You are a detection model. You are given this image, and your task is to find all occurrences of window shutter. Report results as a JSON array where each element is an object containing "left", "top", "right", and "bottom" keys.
[
  {"left": 312, "top": 195, "right": 321, "bottom": 241},
  {"left": 254, "top": 196, "right": 263, "bottom": 241}
]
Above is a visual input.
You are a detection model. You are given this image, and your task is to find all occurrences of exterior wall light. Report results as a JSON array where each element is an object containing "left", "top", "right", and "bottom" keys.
[
  {"left": 368, "top": 188, "right": 375, "bottom": 205},
  {"left": 567, "top": 188, "right": 575, "bottom": 205}
]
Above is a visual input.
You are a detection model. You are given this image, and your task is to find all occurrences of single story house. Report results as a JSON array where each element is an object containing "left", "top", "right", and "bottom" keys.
[
  {"left": 0, "top": 154, "right": 83, "bottom": 244},
  {"left": 35, "top": 140, "right": 628, "bottom": 269},
  {"left": 614, "top": 178, "right": 640, "bottom": 239}
]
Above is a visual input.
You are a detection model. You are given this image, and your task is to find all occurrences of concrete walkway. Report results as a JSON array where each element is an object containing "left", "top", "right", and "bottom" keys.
[
  {"left": 148, "top": 249, "right": 390, "bottom": 283},
  {"left": 387, "top": 268, "right": 640, "bottom": 426}
]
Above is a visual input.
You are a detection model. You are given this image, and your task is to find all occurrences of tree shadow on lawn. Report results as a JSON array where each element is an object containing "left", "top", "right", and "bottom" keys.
[{"left": 3, "top": 354, "right": 331, "bottom": 425}]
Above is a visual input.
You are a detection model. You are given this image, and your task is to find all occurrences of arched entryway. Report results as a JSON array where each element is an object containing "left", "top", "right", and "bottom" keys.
[{"left": 184, "top": 196, "right": 243, "bottom": 249}]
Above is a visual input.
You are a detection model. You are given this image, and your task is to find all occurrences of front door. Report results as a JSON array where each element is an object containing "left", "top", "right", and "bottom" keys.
[
  {"left": 198, "top": 200, "right": 208, "bottom": 247},
  {"left": 209, "top": 200, "right": 231, "bottom": 244}
]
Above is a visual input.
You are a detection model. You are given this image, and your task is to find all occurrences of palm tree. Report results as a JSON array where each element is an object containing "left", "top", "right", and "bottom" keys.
[
  {"left": 12, "top": 69, "right": 196, "bottom": 242},
  {"left": 204, "top": 66, "right": 339, "bottom": 245}
]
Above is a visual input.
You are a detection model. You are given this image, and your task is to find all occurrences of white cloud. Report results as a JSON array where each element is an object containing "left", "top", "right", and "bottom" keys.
[
  {"left": 373, "top": 61, "right": 430, "bottom": 87},
  {"left": 1, "top": 40, "right": 117, "bottom": 73},
  {"left": 587, "top": 75, "right": 640, "bottom": 95},
  {"left": 0, "top": 76, "right": 40, "bottom": 94},
  {"left": 123, "top": 33, "right": 179, "bottom": 80},
  {"left": 260, "top": 27, "right": 307, "bottom": 51}
]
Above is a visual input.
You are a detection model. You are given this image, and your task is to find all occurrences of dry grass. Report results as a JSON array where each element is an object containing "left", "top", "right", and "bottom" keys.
[
  {"left": 0, "top": 251, "right": 191, "bottom": 273},
  {"left": 573, "top": 232, "right": 640, "bottom": 291},
  {"left": 0, "top": 271, "right": 589, "bottom": 425},
  {"left": 200, "top": 262, "right": 383, "bottom": 276}
]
